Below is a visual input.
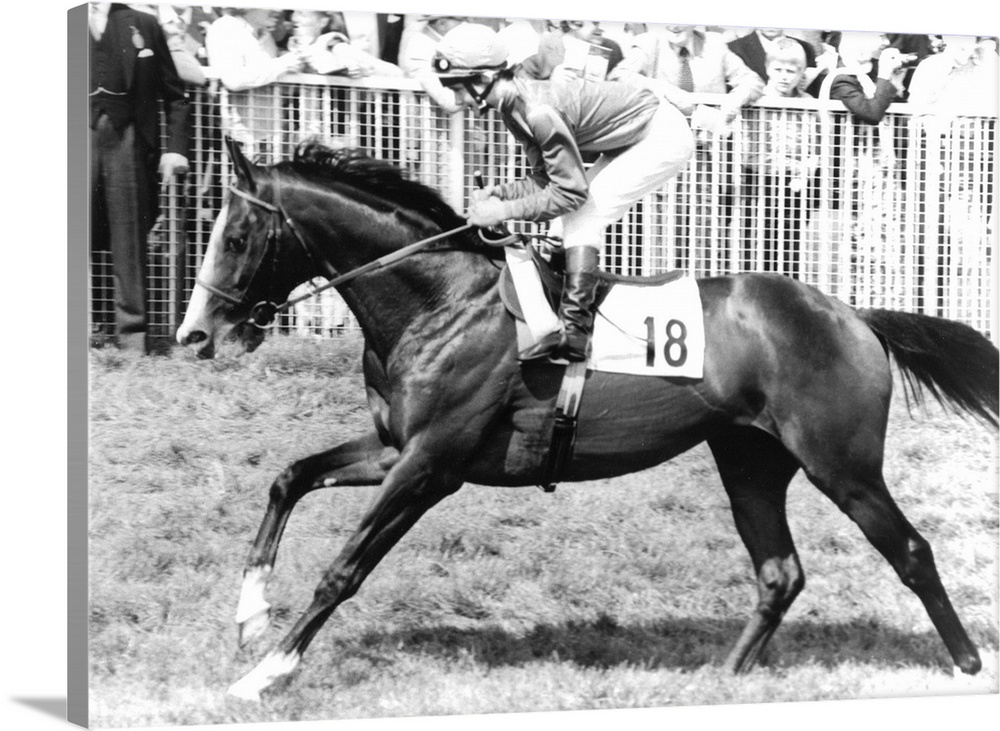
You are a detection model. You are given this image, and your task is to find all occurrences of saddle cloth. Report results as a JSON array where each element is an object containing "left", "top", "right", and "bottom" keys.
[{"left": 503, "top": 247, "right": 705, "bottom": 378}]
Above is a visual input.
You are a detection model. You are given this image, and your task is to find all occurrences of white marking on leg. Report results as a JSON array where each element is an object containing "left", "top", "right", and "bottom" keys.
[
  {"left": 235, "top": 565, "right": 272, "bottom": 624},
  {"left": 227, "top": 650, "right": 301, "bottom": 702}
]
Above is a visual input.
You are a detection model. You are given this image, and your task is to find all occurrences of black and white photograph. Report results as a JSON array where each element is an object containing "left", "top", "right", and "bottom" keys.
[{"left": 14, "top": 0, "right": 999, "bottom": 729}]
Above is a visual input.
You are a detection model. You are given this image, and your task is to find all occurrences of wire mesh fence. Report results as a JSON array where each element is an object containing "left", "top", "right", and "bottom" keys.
[{"left": 89, "top": 73, "right": 997, "bottom": 342}]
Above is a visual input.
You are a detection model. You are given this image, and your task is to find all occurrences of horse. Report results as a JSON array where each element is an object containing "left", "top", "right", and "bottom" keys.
[{"left": 177, "top": 138, "right": 998, "bottom": 701}]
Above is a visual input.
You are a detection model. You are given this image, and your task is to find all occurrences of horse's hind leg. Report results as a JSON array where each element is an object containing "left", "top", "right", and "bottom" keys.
[
  {"left": 806, "top": 460, "right": 982, "bottom": 674},
  {"left": 708, "top": 428, "right": 804, "bottom": 673},
  {"left": 780, "top": 373, "right": 983, "bottom": 675},
  {"left": 237, "top": 430, "right": 399, "bottom": 646},
  {"left": 228, "top": 447, "right": 462, "bottom": 701}
]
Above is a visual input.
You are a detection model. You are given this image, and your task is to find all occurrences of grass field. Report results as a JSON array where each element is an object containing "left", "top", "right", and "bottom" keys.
[{"left": 87, "top": 334, "right": 999, "bottom": 728}]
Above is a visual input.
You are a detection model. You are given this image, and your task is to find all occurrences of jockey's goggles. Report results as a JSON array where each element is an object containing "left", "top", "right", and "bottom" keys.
[{"left": 432, "top": 55, "right": 506, "bottom": 112}]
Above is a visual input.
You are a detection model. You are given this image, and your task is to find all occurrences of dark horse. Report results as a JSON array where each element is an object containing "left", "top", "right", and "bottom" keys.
[{"left": 178, "top": 139, "right": 997, "bottom": 701}]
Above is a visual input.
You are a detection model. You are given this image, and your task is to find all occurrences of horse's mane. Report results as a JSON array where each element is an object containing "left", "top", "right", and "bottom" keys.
[{"left": 278, "top": 140, "right": 466, "bottom": 230}]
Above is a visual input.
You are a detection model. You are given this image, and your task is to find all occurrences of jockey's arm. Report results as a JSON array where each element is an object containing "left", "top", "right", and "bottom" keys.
[{"left": 490, "top": 105, "right": 589, "bottom": 222}]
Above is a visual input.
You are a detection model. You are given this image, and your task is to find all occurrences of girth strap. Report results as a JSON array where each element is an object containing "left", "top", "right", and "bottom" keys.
[{"left": 539, "top": 361, "right": 587, "bottom": 491}]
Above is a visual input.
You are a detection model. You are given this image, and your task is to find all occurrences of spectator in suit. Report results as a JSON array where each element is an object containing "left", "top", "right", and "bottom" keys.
[
  {"left": 611, "top": 24, "right": 763, "bottom": 129},
  {"left": 823, "top": 31, "right": 913, "bottom": 214},
  {"left": 518, "top": 20, "right": 623, "bottom": 82},
  {"left": 813, "top": 30, "right": 914, "bottom": 225},
  {"left": 612, "top": 25, "right": 763, "bottom": 274},
  {"left": 827, "top": 31, "right": 909, "bottom": 123},
  {"left": 90, "top": 2, "right": 191, "bottom": 353},
  {"left": 376, "top": 13, "right": 406, "bottom": 66},
  {"left": 157, "top": 5, "right": 208, "bottom": 87},
  {"left": 161, "top": 5, "right": 219, "bottom": 66}
]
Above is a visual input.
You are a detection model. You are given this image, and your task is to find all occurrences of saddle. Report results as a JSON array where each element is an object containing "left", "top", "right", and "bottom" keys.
[
  {"left": 499, "top": 244, "right": 686, "bottom": 323},
  {"left": 498, "top": 242, "right": 690, "bottom": 493}
]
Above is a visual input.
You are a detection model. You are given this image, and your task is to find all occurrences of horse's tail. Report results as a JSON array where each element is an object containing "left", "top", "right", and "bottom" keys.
[{"left": 858, "top": 309, "right": 999, "bottom": 428}]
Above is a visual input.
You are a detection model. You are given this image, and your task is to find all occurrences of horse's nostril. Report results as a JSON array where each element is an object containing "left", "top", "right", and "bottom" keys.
[{"left": 178, "top": 329, "right": 208, "bottom": 346}]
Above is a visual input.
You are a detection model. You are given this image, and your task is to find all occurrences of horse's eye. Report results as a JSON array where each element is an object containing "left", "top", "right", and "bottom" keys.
[{"left": 226, "top": 236, "right": 247, "bottom": 253}]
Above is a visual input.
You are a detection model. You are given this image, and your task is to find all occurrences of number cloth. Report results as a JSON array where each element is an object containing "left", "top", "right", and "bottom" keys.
[
  {"left": 590, "top": 275, "right": 705, "bottom": 377},
  {"left": 506, "top": 244, "right": 705, "bottom": 378}
]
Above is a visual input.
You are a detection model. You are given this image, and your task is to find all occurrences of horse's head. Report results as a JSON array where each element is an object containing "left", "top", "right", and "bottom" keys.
[
  {"left": 179, "top": 137, "right": 481, "bottom": 358},
  {"left": 177, "top": 139, "right": 299, "bottom": 358}
]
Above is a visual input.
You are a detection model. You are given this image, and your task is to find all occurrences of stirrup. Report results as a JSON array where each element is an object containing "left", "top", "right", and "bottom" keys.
[
  {"left": 519, "top": 330, "right": 565, "bottom": 362},
  {"left": 562, "top": 331, "right": 591, "bottom": 362}
]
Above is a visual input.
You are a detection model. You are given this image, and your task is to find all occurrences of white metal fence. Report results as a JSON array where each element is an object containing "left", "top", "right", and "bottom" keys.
[{"left": 89, "top": 72, "right": 997, "bottom": 341}]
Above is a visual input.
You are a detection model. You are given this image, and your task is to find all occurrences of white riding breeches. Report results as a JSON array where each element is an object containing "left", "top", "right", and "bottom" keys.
[{"left": 558, "top": 101, "right": 694, "bottom": 249}]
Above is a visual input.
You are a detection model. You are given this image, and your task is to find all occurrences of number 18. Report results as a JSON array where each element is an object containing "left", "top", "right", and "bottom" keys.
[{"left": 644, "top": 316, "right": 688, "bottom": 368}]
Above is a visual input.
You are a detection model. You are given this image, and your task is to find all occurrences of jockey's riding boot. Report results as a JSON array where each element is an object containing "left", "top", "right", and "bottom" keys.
[
  {"left": 518, "top": 328, "right": 565, "bottom": 362},
  {"left": 519, "top": 245, "right": 600, "bottom": 363},
  {"left": 559, "top": 245, "right": 600, "bottom": 361}
]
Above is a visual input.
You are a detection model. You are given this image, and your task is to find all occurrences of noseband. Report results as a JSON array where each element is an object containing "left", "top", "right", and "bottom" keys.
[{"left": 197, "top": 183, "right": 477, "bottom": 329}]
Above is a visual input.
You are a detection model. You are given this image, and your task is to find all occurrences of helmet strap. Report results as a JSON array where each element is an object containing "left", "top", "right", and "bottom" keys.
[{"left": 462, "top": 73, "right": 498, "bottom": 113}]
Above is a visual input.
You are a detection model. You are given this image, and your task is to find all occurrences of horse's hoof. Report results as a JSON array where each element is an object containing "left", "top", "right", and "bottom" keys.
[
  {"left": 955, "top": 651, "right": 983, "bottom": 676},
  {"left": 227, "top": 678, "right": 262, "bottom": 703},
  {"left": 227, "top": 650, "right": 302, "bottom": 702}
]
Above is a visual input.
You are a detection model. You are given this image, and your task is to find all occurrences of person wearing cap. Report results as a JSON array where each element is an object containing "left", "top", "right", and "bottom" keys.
[{"left": 437, "top": 23, "right": 695, "bottom": 363}]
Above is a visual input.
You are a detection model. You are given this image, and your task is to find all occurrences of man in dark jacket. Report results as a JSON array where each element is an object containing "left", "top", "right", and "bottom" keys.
[
  {"left": 90, "top": 3, "right": 191, "bottom": 353},
  {"left": 827, "top": 31, "right": 909, "bottom": 123}
]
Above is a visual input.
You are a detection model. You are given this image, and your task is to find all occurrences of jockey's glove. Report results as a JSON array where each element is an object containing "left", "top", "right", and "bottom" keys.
[
  {"left": 466, "top": 196, "right": 510, "bottom": 228},
  {"left": 470, "top": 185, "right": 500, "bottom": 203}
]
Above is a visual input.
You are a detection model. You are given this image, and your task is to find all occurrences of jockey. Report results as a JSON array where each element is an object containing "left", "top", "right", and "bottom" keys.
[{"left": 434, "top": 22, "right": 694, "bottom": 363}]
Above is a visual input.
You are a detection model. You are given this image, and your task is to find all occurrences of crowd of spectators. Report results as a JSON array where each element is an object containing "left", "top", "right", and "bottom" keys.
[
  {"left": 92, "top": 5, "right": 998, "bottom": 349},
  {"left": 133, "top": 8, "right": 997, "bottom": 120}
]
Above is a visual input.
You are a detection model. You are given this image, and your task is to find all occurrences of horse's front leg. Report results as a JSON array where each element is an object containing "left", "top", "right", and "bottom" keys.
[
  {"left": 237, "top": 430, "right": 399, "bottom": 646},
  {"left": 228, "top": 443, "right": 462, "bottom": 701}
]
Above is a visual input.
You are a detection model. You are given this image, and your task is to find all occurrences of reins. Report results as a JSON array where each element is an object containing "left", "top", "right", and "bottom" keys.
[
  {"left": 258, "top": 221, "right": 477, "bottom": 327},
  {"left": 198, "top": 180, "right": 563, "bottom": 329},
  {"left": 198, "top": 183, "right": 485, "bottom": 329}
]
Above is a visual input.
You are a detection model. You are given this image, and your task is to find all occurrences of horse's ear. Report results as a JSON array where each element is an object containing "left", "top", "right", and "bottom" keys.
[{"left": 225, "top": 136, "right": 257, "bottom": 192}]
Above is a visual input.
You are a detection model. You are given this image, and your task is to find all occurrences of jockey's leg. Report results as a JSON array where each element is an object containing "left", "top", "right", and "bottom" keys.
[
  {"left": 520, "top": 103, "right": 693, "bottom": 364},
  {"left": 559, "top": 244, "right": 600, "bottom": 361},
  {"left": 520, "top": 241, "right": 601, "bottom": 363}
]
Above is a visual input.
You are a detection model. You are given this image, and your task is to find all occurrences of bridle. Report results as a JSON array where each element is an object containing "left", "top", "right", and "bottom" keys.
[
  {"left": 196, "top": 185, "right": 333, "bottom": 327},
  {"left": 196, "top": 183, "right": 478, "bottom": 329}
]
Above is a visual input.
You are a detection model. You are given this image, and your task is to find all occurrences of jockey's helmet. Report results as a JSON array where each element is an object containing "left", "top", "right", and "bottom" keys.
[
  {"left": 432, "top": 24, "right": 510, "bottom": 112},
  {"left": 433, "top": 22, "right": 509, "bottom": 74}
]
